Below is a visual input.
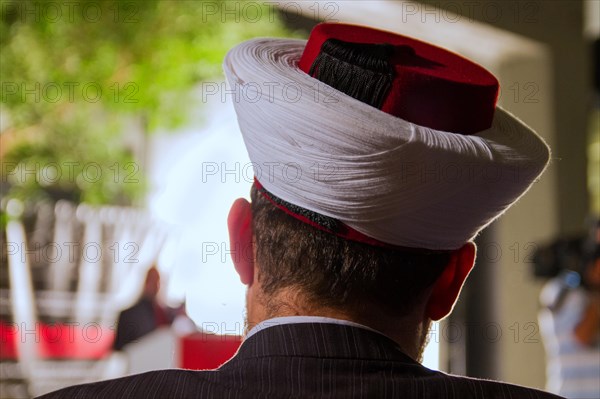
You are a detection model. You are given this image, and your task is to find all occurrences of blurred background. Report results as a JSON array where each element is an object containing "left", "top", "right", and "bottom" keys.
[{"left": 0, "top": 1, "right": 598, "bottom": 398}]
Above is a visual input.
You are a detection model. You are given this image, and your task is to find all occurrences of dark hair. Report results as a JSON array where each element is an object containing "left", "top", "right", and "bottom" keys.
[{"left": 250, "top": 185, "right": 451, "bottom": 317}]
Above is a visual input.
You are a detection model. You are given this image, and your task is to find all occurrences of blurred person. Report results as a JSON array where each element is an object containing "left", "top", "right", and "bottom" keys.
[
  {"left": 113, "top": 266, "right": 177, "bottom": 351},
  {"left": 539, "top": 221, "right": 600, "bottom": 398},
  {"left": 39, "top": 23, "right": 563, "bottom": 398}
]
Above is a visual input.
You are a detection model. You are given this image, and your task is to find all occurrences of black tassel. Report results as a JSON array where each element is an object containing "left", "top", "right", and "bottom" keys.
[{"left": 309, "top": 38, "right": 395, "bottom": 109}]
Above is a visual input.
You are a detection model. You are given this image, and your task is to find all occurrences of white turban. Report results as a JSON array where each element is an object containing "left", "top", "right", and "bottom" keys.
[{"left": 223, "top": 38, "right": 550, "bottom": 250}]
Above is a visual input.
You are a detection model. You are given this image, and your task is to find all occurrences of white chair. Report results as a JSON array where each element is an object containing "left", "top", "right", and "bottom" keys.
[{"left": 2, "top": 199, "right": 168, "bottom": 397}]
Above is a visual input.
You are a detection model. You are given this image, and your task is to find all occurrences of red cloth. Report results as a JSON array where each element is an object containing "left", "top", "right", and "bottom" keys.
[
  {"left": 298, "top": 23, "right": 499, "bottom": 134},
  {"left": 180, "top": 333, "right": 242, "bottom": 370},
  {"left": 0, "top": 321, "right": 113, "bottom": 360}
]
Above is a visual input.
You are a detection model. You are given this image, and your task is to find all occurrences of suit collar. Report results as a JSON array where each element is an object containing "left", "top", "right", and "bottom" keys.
[{"left": 229, "top": 322, "right": 419, "bottom": 365}]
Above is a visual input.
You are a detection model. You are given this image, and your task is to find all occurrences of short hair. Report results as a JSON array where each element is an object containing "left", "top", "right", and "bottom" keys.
[{"left": 250, "top": 185, "right": 451, "bottom": 317}]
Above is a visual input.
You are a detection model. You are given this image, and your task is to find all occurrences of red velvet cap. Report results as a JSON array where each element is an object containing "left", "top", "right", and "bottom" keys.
[{"left": 298, "top": 23, "right": 499, "bottom": 134}]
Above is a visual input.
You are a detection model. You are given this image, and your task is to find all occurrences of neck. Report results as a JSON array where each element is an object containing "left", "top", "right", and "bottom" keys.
[{"left": 245, "top": 288, "right": 430, "bottom": 361}]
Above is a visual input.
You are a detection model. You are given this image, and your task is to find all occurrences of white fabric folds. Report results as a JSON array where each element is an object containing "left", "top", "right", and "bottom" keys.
[{"left": 223, "top": 39, "right": 550, "bottom": 250}]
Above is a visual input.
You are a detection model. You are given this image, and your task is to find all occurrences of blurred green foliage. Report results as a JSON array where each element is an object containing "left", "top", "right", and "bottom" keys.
[{"left": 1, "top": 0, "right": 290, "bottom": 205}]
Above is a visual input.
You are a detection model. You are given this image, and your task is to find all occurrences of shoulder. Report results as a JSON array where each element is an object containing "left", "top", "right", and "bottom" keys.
[
  {"left": 121, "top": 299, "right": 153, "bottom": 314},
  {"left": 35, "top": 361, "right": 566, "bottom": 399},
  {"left": 430, "top": 372, "right": 565, "bottom": 399},
  {"left": 35, "top": 369, "right": 225, "bottom": 399}
]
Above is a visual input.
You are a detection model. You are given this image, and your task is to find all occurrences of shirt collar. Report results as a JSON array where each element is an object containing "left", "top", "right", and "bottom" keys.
[{"left": 245, "top": 315, "right": 384, "bottom": 340}]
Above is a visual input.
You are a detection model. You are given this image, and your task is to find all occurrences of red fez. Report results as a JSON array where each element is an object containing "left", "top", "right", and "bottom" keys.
[{"left": 298, "top": 23, "right": 499, "bottom": 134}]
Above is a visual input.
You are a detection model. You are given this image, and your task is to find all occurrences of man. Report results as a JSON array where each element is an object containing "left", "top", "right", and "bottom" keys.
[
  {"left": 40, "top": 23, "right": 563, "bottom": 398},
  {"left": 539, "top": 221, "right": 600, "bottom": 398},
  {"left": 113, "top": 266, "right": 176, "bottom": 351}
]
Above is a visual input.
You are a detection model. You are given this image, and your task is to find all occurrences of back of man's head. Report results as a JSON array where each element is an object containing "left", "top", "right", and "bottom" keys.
[
  {"left": 224, "top": 23, "right": 549, "bottom": 352},
  {"left": 248, "top": 37, "right": 454, "bottom": 320}
]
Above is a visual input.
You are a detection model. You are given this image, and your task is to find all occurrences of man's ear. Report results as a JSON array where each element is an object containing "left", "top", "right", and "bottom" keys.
[
  {"left": 425, "top": 242, "right": 476, "bottom": 321},
  {"left": 227, "top": 198, "right": 254, "bottom": 286}
]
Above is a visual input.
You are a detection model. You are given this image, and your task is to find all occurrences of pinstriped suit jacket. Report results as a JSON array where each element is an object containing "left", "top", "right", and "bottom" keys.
[{"left": 38, "top": 323, "right": 564, "bottom": 399}]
